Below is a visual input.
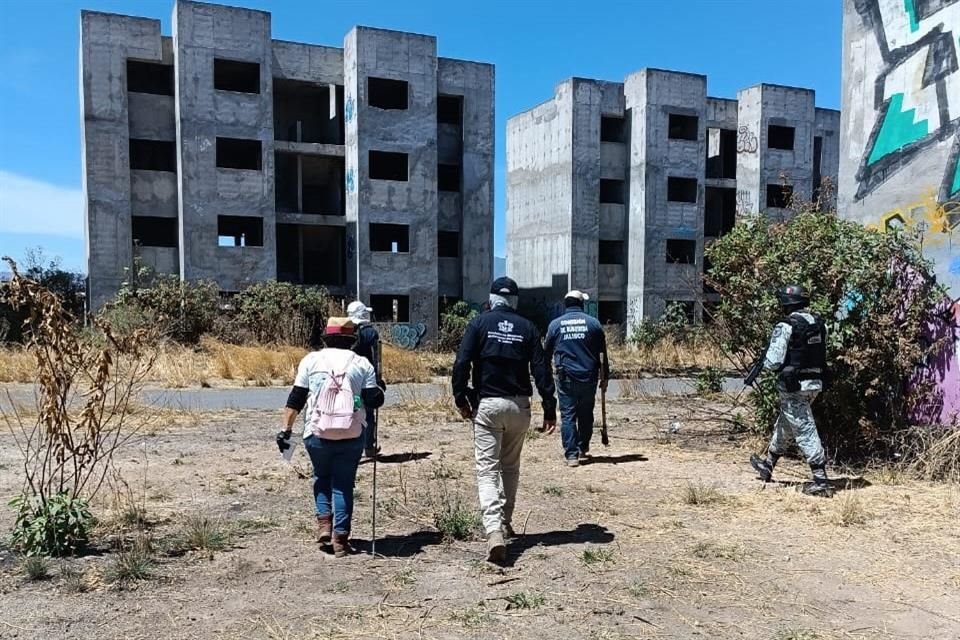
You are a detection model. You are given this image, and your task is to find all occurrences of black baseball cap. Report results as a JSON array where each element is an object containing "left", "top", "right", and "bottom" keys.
[{"left": 490, "top": 277, "right": 519, "bottom": 296}]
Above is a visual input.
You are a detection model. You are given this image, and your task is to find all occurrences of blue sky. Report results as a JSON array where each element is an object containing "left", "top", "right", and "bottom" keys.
[{"left": 0, "top": 0, "right": 842, "bottom": 273}]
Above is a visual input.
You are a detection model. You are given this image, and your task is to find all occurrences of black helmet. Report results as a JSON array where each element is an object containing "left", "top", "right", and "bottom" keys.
[{"left": 777, "top": 284, "right": 809, "bottom": 307}]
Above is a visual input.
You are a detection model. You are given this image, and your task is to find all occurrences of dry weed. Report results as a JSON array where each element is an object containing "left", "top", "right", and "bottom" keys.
[
  {"left": 908, "top": 427, "right": 960, "bottom": 483},
  {"left": 152, "top": 344, "right": 209, "bottom": 388},
  {"left": 682, "top": 482, "right": 724, "bottom": 506},
  {"left": 609, "top": 336, "right": 727, "bottom": 376},
  {"left": 0, "top": 346, "right": 34, "bottom": 383},
  {"left": 381, "top": 344, "right": 440, "bottom": 383},
  {"left": 832, "top": 492, "right": 868, "bottom": 527},
  {"left": 201, "top": 338, "right": 303, "bottom": 386}
]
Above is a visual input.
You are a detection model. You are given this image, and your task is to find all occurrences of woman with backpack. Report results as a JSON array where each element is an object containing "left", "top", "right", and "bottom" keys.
[{"left": 279, "top": 317, "right": 385, "bottom": 557}]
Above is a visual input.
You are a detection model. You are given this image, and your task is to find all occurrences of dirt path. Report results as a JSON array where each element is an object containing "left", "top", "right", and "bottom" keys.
[{"left": 0, "top": 396, "right": 957, "bottom": 640}]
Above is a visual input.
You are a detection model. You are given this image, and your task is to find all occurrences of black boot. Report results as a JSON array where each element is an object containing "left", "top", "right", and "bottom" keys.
[
  {"left": 802, "top": 465, "right": 833, "bottom": 497},
  {"left": 750, "top": 452, "right": 779, "bottom": 482}
]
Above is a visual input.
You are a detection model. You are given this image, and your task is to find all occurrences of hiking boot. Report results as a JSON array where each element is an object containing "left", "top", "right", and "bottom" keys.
[
  {"left": 750, "top": 454, "right": 774, "bottom": 482},
  {"left": 566, "top": 458, "right": 580, "bottom": 468},
  {"left": 316, "top": 514, "right": 332, "bottom": 544},
  {"left": 578, "top": 452, "right": 591, "bottom": 463},
  {"left": 802, "top": 482, "right": 834, "bottom": 498},
  {"left": 486, "top": 530, "right": 506, "bottom": 564},
  {"left": 501, "top": 523, "right": 516, "bottom": 540},
  {"left": 332, "top": 533, "right": 354, "bottom": 558}
]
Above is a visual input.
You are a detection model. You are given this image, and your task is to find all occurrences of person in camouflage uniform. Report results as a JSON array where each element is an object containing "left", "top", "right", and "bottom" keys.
[{"left": 750, "top": 285, "right": 833, "bottom": 497}]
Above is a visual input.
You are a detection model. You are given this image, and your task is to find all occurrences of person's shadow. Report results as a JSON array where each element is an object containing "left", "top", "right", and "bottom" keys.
[
  {"left": 350, "top": 530, "right": 444, "bottom": 557},
  {"left": 584, "top": 453, "right": 647, "bottom": 465},
  {"left": 505, "top": 523, "right": 614, "bottom": 566},
  {"left": 360, "top": 451, "right": 432, "bottom": 465},
  {"left": 774, "top": 476, "right": 872, "bottom": 493}
]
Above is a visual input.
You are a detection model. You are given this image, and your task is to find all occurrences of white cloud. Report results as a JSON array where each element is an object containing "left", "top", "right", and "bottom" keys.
[{"left": 0, "top": 171, "right": 84, "bottom": 238}]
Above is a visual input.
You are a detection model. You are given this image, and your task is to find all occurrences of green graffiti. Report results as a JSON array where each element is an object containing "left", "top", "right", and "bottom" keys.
[
  {"left": 904, "top": 0, "right": 919, "bottom": 32},
  {"left": 952, "top": 152, "right": 960, "bottom": 197},
  {"left": 867, "top": 93, "right": 929, "bottom": 166}
]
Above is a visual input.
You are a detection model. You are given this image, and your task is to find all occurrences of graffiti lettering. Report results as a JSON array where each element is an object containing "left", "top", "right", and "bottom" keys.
[
  {"left": 391, "top": 323, "right": 426, "bottom": 349},
  {"left": 867, "top": 188, "right": 960, "bottom": 242},
  {"left": 736, "top": 126, "right": 758, "bottom": 153},
  {"left": 853, "top": 0, "right": 959, "bottom": 202},
  {"left": 735, "top": 189, "right": 754, "bottom": 216}
]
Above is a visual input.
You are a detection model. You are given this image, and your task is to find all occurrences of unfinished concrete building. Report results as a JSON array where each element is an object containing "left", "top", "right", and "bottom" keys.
[
  {"left": 506, "top": 71, "right": 839, "bottom": 326},
  {"left": 80, "top": 0, "right": 494, "bottom": 340}
]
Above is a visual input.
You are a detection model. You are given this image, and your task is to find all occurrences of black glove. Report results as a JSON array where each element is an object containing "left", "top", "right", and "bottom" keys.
[
  {"left": 276, "top": 431, "right": 292, "bottom": 454},
  {"left": 377, "top": 377, "right": 387, "bottom": 391}
]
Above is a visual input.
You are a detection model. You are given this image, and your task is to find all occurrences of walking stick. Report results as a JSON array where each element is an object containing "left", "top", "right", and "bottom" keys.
[
  {"left": 371, "top": 336, "right": 382, "bottom": 557},
  {"left": 372, "top": 407, "right": 378, "bottom": 557}
]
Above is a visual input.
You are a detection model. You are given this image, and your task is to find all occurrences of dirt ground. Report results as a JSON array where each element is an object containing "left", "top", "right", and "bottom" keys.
[{"left": 0, "top": 394, "right": 958, "bottom": 640}]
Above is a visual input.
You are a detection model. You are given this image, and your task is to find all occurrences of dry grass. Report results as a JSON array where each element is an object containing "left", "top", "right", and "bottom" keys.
[
  {"left": 149, "top": 339, "right": 304, "bottom": 387},
  {"left": 152, "top": 344, "right": 210, "bottom": 388},
  {"left": 381, "top": 343, "right": 446, "bottom": 383},
  {"left": 201, "top": 338, "right": 303, "bottom": 386},
  {"left": 0, "top": 346, "right": 34, "bottom": 383},
  {"left": 609, "top": 336, "right": 728, "bottom": 376}
]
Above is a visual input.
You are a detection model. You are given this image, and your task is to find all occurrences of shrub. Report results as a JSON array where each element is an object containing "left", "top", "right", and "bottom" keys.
[
  {"left": 0, "top": 248, "right": 85, "bottom": 344},
  {"left": 23, "top": 556, "right": 51, "bottom": 581},
  {"left": 437, "top": 300, "right": 478, "bottom": 352},
  {"left": 695, "top": 366, "right": 725, "bottom": 396},
  {"left": 628, "top": 301, "right": 693, "bottom": 347},
  {"left": 113, "top": 273, "right": 219, "bottom": 344},
  {"left": 705, "top": 211, "right": 949, "bottom": 459},
  {"left": 2, "top": 258, "right": 156, "bottom": 557},
  {"left": 226, "top": 281, "right": 332, "bottom": 346},
  {"left": 10, "top": 493, "right": 94, "bottom": 557}
]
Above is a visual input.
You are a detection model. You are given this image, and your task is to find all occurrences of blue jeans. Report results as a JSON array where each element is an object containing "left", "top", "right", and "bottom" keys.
[
  {"left": 363, "top": 407, "right": 378, "bottom": 450},
  {"left": 558, "top": 377, "right": 598, "bottom": 460},
  {"left": 304, "top": 435, "right": 364, "bottom": 534}
]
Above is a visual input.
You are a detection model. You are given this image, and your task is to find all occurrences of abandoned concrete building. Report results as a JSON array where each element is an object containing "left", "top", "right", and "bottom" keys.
[
  {"left": 80, "top": 0, "right": 494, "bottom": 338},
  {"left": 506, "top": 71, "right": 840, "bottom": 326}
]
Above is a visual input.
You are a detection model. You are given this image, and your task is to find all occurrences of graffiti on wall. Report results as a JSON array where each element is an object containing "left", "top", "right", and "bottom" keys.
[
  {"left": 735, "top": 189, "right": 754, "bottom": 216},
  {"left": 736, "top": 126, "right": 758, "bottom": 154},
  {"left": 853, "top": 0, "right": 959, "bottom": 202},
  {"left": 866, "top": 188, "right": 960, "bottom": 240},
  {"left": 391, "top": 323, "right": 427, "bottom": 349}
]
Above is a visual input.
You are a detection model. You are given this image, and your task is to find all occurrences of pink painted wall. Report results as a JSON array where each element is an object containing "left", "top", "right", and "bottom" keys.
[{"left": 913, "top": 299, "right": 960, "bottom": 426}]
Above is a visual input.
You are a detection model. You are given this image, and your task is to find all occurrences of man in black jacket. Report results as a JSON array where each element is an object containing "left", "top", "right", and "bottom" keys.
[
  {"left": 452, "top": 277, "right": 557, "bottom": 563},
  {"left": 347, "top": 300, "right": 384, "bottom": 459}
]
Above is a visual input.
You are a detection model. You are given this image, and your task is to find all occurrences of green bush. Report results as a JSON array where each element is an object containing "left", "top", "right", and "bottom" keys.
[
  {"left": 695, "top": 366, "right": 724, "bottom": 396},
  {"left": 113, "top": 274, "right": 219, "bottom": 344},
  {"left": 628, "top": 301, "right": 692, "bottom": 347},
  {"left": 227, "top": 281, "right": 332, "bottom": 346},
  {"left": 438, "top": 300, "right": 478, "bottom": 351},
  {"left": 1, "top": 249, "right": 85, "bottom": 343},
  {"left": 9, "top": 492, "right": 94, "bottom": 556},
  {"left": 705, "top": 210, "right": 947, "bottom": 458}
]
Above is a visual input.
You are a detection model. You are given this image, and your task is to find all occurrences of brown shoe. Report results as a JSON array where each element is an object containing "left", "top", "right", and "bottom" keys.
[
  {"left": 316, "top": 514, "right": 332, "bottom": 544},
  {"left": 332, "top": 533, "right": 353, "bottom": 558},
  {"left": 486, "top": 530, "right": 506, "bottom": 564}
]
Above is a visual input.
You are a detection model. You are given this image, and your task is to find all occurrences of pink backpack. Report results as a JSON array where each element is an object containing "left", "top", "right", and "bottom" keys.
[{"left": 307, "top": 353, "right": 363, "bottom": 440}]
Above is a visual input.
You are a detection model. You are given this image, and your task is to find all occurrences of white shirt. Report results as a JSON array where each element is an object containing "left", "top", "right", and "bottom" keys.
[
  {"left": 293, "top": 348, "right": 378, "bottom": 439},
  {"left": 763, "top": 311, "right": 823, "bottom": 392}
]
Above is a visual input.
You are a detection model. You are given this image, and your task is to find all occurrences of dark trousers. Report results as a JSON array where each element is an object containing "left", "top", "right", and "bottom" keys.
[
  {"left": 558, "top": 377, "right": 598, "bottom": 460},
  {"left": 363, "top": 407, "right": 378, "bottom": 450}
]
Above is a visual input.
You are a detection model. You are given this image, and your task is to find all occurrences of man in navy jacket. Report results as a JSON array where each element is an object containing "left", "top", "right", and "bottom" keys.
[{"left": 544, "top": 290, "right": 609, "bottom": 466}]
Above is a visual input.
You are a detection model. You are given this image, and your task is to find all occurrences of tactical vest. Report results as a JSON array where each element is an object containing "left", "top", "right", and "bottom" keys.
[{"left": 782, "top": 313, "right": 827, "bottom": 382}]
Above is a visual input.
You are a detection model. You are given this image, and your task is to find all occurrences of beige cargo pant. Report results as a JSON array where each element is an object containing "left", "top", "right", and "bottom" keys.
[{"left": 474, "top": 396, "right": 531, "bottom": 535}]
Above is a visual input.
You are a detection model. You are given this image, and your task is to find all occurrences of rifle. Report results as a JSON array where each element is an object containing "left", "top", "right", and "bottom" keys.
[{"left": 743, "top": 352, "right": 766, "bottom": 387}]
